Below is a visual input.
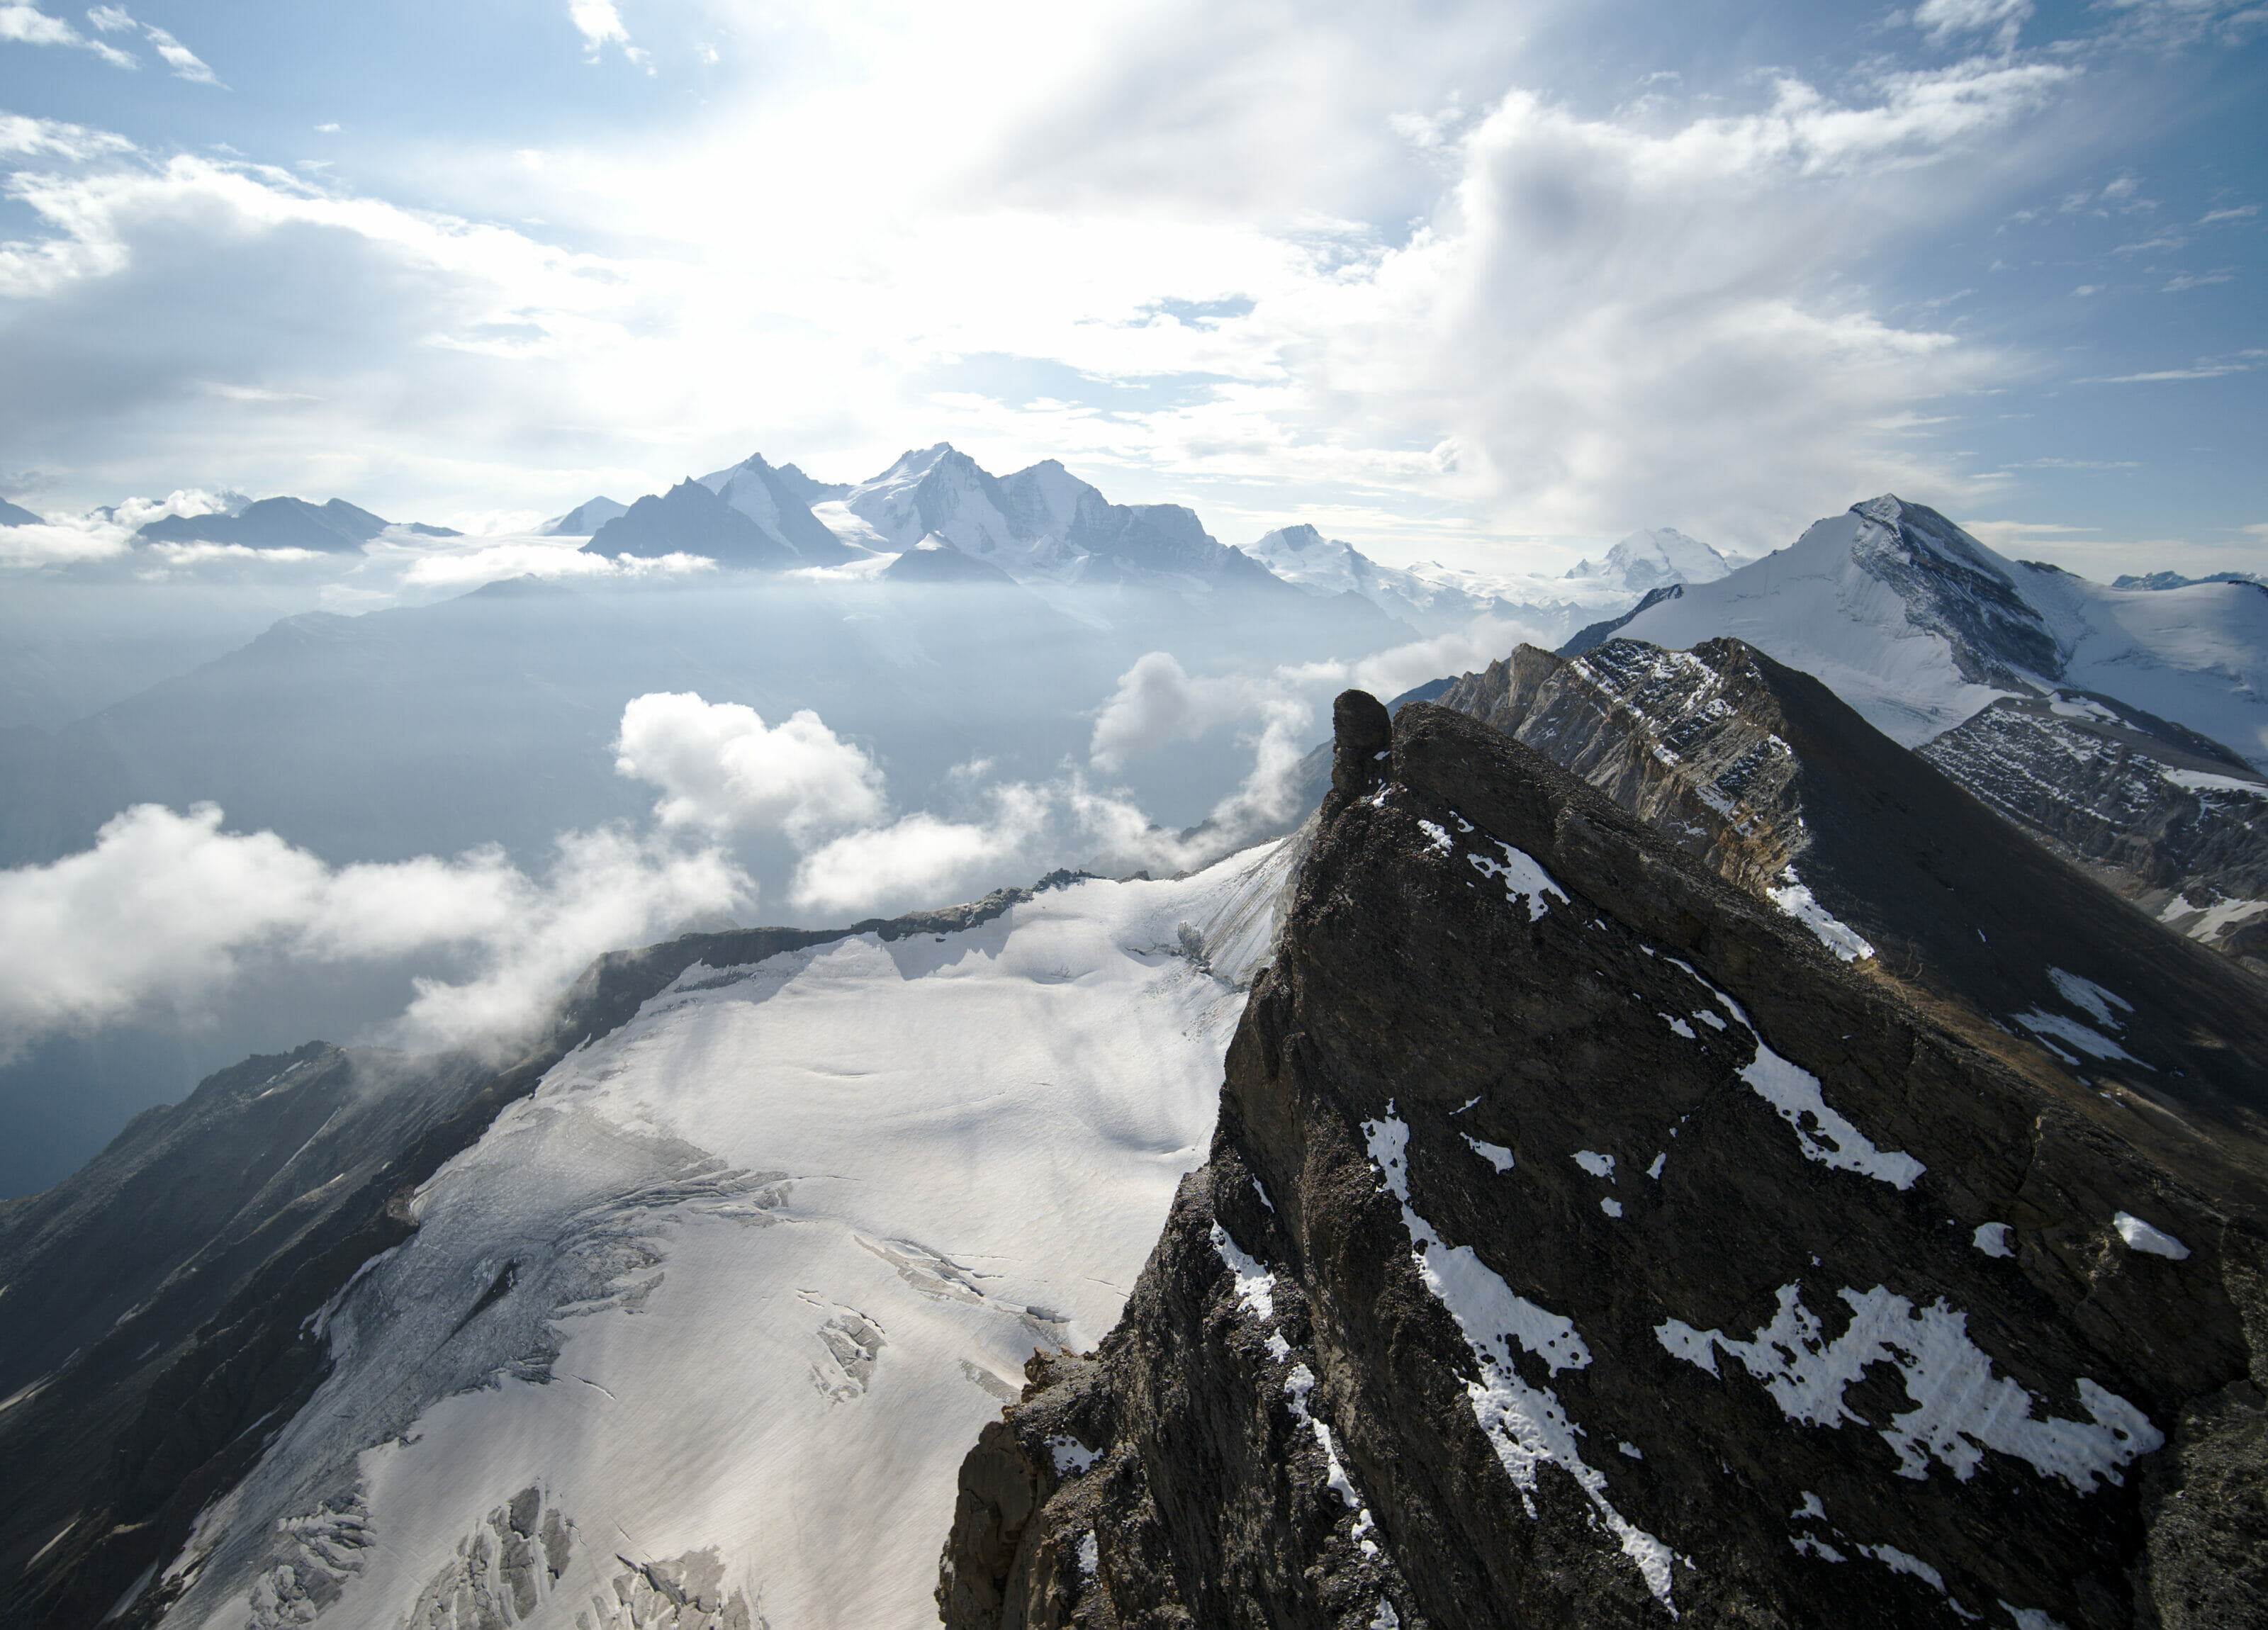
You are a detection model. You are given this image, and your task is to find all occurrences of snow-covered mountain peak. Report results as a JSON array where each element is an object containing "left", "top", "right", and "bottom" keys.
[
  {"left": 1245, "top": 524, "right": 1362, "bottom": 593},
  {"left": 1841, "top": 495, "right": 2062, "bottom": 690},
  {"left": 1613, "top": 494, "right": 2268, "bottom": 771},
  {"left": 1564, "top": 527, "right": 1739, "bottom": 592},
  {"left": 840, "top": 442, "right": 1023, "bottom": 558},
  {"left": 994, "top": 458, "right": 1110, "bottom": 553},
  {"left": 1853, "top": 493, "right": 2021, "bottom": 585}
]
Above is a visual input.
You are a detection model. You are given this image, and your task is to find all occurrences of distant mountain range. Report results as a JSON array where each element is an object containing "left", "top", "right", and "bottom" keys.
[
  {"left": 128, "top": 496, "right": 461, "bottom": 551},
  {"left": 535, "top": 442, "right": 1743, "bottom": 635}
]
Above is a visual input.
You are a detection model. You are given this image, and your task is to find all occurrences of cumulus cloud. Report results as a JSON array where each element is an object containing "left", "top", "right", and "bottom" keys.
[
  {"left": 789, "top": 785, "right": 1052, "bottom": 915},
  {"left": 0, "top": 802, "right": 751, "bottom": 1060},
  {"left": 568, "top": 0, "right": 643, "bottom": 63},
  {"left": 1332, "top": 60, "right": 2072, "bottom": 549},
  {"left": 1087, "top": 651, "right": 1270, "bottom": 771},
  {"left": 1078, "top": 649, "right": 1323, "bottom": 872},
  {"left": 614, "top": 691, "right": 888, "bottom": 842},
  {"left": 1283, "top": 615, "right": 1536, "bottom": 704}
]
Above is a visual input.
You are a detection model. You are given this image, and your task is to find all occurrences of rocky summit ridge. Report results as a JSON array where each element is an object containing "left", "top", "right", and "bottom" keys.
[
  {"left": 1435, "top": 636, "right": 2268, "bottom": 1194},
  {"left": 938, "top": 692, "right": 2268, "bottom": 1629}
]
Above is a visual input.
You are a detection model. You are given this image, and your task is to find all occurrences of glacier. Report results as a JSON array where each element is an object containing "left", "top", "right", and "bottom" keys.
[{"left": 149, "top": 841, "right": 1301, "bottom": 1630}]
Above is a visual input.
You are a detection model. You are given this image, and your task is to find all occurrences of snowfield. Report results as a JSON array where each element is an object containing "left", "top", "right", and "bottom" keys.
[{"left": 154, "top": 841, "right": 1301, "bottom": 1630}]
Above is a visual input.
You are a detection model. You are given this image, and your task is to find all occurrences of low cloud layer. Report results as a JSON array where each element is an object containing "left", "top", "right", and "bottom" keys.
[
  {"left": 0, "top": 802, "right": 749, "bottom": 1062},
  {"left": 0, "top": 614, "right": 1546, "bottom": 1063}
]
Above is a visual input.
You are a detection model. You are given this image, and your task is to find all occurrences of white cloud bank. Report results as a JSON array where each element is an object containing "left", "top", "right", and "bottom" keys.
[
  {"left": 0, "top": 802, "right": 750, "bottom": 1062},
  {"left": 0, "top": 619, "right": 1488, "bottom": 1061}
]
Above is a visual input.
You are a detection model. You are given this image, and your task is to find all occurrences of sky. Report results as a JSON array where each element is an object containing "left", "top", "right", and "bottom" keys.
[{"left": 1, "top": 0, "right": 2264, "bottom": 574}]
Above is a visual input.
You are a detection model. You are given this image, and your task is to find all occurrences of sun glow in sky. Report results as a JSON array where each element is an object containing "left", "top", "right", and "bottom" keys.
[{"left": 1, "top": 0, "right": 2262, "bottom": 572}]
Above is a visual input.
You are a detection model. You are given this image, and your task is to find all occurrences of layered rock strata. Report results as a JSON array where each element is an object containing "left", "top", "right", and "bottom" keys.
[
  {"left": 940, "top": 694, "right": 2268, "bottom": 1629},
  {"left": 1918, "top": 692, "right": 2268, "bottom": 975}
]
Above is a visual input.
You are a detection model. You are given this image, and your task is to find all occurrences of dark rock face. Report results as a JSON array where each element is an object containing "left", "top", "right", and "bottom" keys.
[
  {"left": 940, "top": 697, "right": 2268, "bottom": 1629},
  {"left": 1847, "top": 496, "right": 2065, "bottom": 690},
  {"left": 1437, "top": 636, "right": 2268, "bottom": 1217},
  {"left": 704, "top": 451, "right": 863, "bottom": 565},
  {"left": 885, "top": 544, "right": 1023, "bottom": 584},
  {"left": 1559, "top": 582, "right": 1685, "bottom": 658},
  {"left": 1918, "top": 692, "right": 2268, "bottom": 977}
]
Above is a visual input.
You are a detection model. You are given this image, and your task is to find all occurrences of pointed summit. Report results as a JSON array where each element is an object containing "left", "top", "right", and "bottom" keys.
[
  {"left": 585, "top": 478, "right": 799, "bottom": 569},
  {"left": 697, "top": 450, "right": 862, "bottom": 565}
]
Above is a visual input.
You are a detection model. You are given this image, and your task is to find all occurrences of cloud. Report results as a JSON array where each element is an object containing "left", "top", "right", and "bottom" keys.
[
  {"left": 2200, "top": 203, "right": 2259, "bottom": 224},
  {"left": 614, "top": 690, "right": 887, "bottom": 842},
  {"left": 1909, "top": 0, "right": 2033, "bottom": 49},
  {"left": 568, "top": 0, "right": 641, "bottom": 62},
  {"left": 1087, "top": 651, "right": 1269, "bottom": 771},
  {"left": 391, "top": 539, "right": 714, "bottom": 588},
  {"left": 0, "top": 4, "right": 2178, "bottom": 561},
  {"left": 0, "top": 802, "right": 750, "bottom": 1060},
  {"left": 0, "top": 3, "right": 134, "bottom": 65},
  {"left": 0, "top": 112, "right": 135, "bottom": 160},
  {"left": 789, "top": 787, "right": 1051, "bottom": 914},
  {"left": 142, "top": 23, "right": 218, "bottom": 83},
  {"left": 2082, "top": 349, "right": 2264, "bottom": 383},
  {"left": 84, "top": 4, "right": 131, "bottom": 32}
]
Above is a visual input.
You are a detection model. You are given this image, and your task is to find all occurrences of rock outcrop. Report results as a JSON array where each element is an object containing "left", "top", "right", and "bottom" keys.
[
  {"left": 1437, "top": 638, "right": 2268, "bottom": 1215},
  {"left": 1917, "top": 691, "right": 2268, "bottom": 976},
  {"left": 939, "top": 695, "right": 2268, "bottom": 1629}
]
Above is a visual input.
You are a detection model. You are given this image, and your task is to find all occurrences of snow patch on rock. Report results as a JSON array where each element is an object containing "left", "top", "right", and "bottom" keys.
[
  {"left": 1765, "top": 868, "right": 1875, "bottom": 962},
  {"left": 1656, "top": 1283, "right": 2162, "bottom": 1493},
  {"left": 2113, "top": 1212, "right": 2189, "bottom": 1260},
  {"left": 1362, "top": 1111, "right": 1675, "bottom": 1611}
]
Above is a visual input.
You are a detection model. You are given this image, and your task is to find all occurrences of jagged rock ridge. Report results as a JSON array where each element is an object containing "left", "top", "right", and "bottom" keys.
[
  {"left": 940, "top": 695, "right": 2268, "bottom": 1629},
  {"left": 1435, "top": 636, "right": 2268, "bottom": 1214}
]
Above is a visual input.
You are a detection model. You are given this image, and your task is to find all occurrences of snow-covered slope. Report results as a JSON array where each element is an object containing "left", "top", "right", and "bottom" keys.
[
  {"left": 1613, "top": 495, "right": 2268, "bottom": 767},
  {"left": 825, "top": 444, "right": 1089, "bottom": 576},
  {"left": 695, "top": 454, "right": 864, "bottom": 566},
  {"left": 1242, "top": 525, "right": 1510, "bottom": 634},
  {"left": 539, "top": 498, "right": 628, "bottom": 538},
  {"left": 152, "top": 843, "right": 1300, "bottom": 1630},
  {"left": 2019, "top": 561, "right": 2268, "bottom": 772}
]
